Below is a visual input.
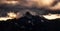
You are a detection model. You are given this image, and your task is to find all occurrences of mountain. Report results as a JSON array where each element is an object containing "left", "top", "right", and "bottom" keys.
[{"left": 0, "top": 12, "right": 60, "bottom": 31}]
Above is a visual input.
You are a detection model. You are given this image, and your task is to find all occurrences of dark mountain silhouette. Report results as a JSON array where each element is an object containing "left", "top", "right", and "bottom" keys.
[{"left": 0, "top": 12, "right": 60, "bottom": 31}]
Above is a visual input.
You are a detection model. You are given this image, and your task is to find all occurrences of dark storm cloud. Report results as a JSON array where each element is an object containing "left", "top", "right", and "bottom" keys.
[
  {"left": 0, "top": 4, "right": 49, "bottom": 15},
  {"left": 0, "top": 0, "right": 60, "bottom": 17}
]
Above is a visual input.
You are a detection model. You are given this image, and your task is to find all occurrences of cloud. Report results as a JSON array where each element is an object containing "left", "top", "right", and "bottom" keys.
[{"left": 0, "top": 0, "right": 60, "bottom": 18}]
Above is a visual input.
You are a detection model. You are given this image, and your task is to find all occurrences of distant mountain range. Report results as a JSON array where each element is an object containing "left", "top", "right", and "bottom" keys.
[{"left": 0, "top": 12, "right": 60, "bottom": 31}]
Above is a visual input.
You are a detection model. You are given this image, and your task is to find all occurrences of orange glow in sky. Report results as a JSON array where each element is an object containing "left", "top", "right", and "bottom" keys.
[
  {"left": 0, "top": 12, "right": 17, "bottom": 21},
  {"left": 43, "top": 14, "right": 60, "bottom": 20}
]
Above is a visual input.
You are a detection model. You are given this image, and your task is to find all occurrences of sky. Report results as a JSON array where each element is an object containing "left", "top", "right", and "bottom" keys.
[{"left": 0, "top": 0, "right": 60, "bottom": 17}]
